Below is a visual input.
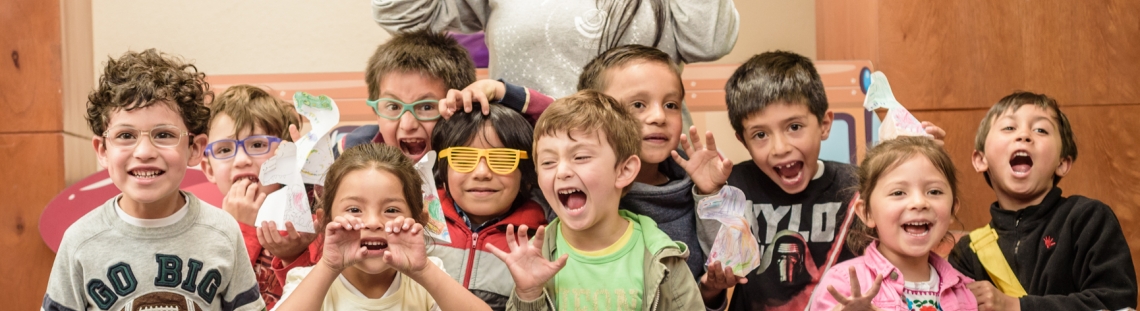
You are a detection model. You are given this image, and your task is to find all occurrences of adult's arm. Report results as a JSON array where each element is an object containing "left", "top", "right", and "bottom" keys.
[
  {"left": 668, "top": 0, "right": 740, "bottom": 63},
  {"left": 372, "top": 0, "right": 489, "bottom": 34}
]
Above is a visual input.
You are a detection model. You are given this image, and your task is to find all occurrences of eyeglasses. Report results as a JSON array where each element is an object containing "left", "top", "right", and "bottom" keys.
[
  {"left": 204, "top": 135, "right": 283, "bottom": 160},
  {"left": 439, "top": 147, "right": 529, "bottom": 175},
  {"left": 102, "top": 125, "right": 188, "bottom": 149},
  {"left": 365, "top": 98, "right": 441, "bottom": 121}
]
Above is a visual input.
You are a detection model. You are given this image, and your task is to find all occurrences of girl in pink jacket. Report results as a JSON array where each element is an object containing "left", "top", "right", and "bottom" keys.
[{"left": 810, "top": 137, "right": 977, "bottom": 311}]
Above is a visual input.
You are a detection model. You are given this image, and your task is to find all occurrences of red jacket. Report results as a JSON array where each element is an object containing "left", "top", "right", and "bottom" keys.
[{"left": 432, "top": 188, "right": 547, "bottom": 310}]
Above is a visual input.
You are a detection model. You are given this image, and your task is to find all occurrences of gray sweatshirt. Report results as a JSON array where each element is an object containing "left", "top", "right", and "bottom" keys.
[
  {"left": 42, "top": 192, "right": 264, "bottom": 311},
  {"left": 372, "top": 0, "right": 740, "bottom": 98}
]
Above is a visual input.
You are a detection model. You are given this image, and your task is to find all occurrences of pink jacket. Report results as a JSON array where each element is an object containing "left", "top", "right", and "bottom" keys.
[{"left": 810, "top": 242, "right": 977, "bottom": 311}]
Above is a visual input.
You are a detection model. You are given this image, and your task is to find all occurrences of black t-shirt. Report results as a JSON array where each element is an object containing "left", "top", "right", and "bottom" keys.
[{"left": 727, "top": 160, "right": 859, "bottom": 311}]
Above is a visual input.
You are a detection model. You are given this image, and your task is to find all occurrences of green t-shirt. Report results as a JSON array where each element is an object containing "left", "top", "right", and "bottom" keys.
[{"left": 554, "top": 215, "right": 645, "bottom": 310}]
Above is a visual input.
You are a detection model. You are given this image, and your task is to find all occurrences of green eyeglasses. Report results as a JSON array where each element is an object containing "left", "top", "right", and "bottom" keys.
[{"left": 365, "top": 98, "right": 441, "bottom": 121}]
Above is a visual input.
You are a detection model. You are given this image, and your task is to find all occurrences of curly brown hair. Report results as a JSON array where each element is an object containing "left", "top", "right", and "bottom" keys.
[
  {"left": 86, "top": 49, "right": 212, "bottom": 140},
  {"left": 533, "top": 90, "right": 641, "bottom": 195}
]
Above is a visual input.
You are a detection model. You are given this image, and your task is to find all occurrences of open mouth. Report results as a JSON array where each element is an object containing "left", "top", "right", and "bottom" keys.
[
  {"left": 557, "top": 188, "right": 587, "bottom": 211},
  {"left": 399, "top": 138, "right": 428, "bottom": 157},
  {"left": 361, "top": 238, "right": 389, "bottom": 251},
  {"left": 773, "top": 161, "right": 804, "bottom": 184},
  {"left": 231, "top": 174, "right": 260, "bottom": 184},
  {"left": 129, "top": 168, "right": 165, "bottom": 179},
  {"left": 1010, "top": 151, "right": 1033, "bottom": 175},
  {"left": 902, "top": 221, "right": 931, "bottom": 237}
]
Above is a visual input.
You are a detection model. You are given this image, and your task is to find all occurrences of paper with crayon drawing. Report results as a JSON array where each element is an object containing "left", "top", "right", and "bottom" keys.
[
  {"left": 863, "top": 71, "right": 930, "bottom": 141},
  {"left": 415, "top": 151, "right": 450, "bottom": 243},
  {"left": 698, "top": 185, "right": 761, "bottom": 276},
  {"left": 254, "top": 92, "right": 340, "bottom": 233}
]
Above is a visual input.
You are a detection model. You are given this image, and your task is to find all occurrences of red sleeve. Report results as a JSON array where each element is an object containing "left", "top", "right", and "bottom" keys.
[
  {"left": 521, "top": 87, "right": 552, "bottom": 125},
  {"left": 239, "top": 222, "right": 262, "bottom": 267}
]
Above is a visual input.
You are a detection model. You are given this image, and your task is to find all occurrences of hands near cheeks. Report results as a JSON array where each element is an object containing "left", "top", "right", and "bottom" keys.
[
  {"left": 439, "top": 79, "right": 506, "bottom": 119},
  {"left": 827, "top": 266, "right": 884, "bottom": 311},
  {"left": 486, "top": 224, "right": 568, "bottom": 301},
  {"left": 319, "top": 215, "right": 426, "bottom": 274},
  {"left": 672, "top": 126, "right": 733, "bottom": 195}
]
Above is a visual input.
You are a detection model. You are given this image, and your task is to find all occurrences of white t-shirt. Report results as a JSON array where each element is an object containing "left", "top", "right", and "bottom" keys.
[{"left": 275, "top": 257, "right": 444, "bottom": 311}]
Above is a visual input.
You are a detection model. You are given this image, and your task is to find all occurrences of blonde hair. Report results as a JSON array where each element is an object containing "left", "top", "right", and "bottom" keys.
[
  {"left": 847, "top": 136, "right": 960, "bottom": 255},
  {"left": 208, "top": 85, "right": 301, "bottom": 141},
  {"left": 533, "top": 90, "right": 641, "bottom": 194}
]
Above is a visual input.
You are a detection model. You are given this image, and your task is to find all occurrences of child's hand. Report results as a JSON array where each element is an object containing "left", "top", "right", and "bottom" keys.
[
  {"left": 486, "top": 224, "right": 567, "bottom": 302},
  {"left": 826, "top": 266, "right": 884, "bottom": 311},
  {"left": 921, "top": 121, "right": 946, "bottom": 147},
  {"left": 672, "top": 126, "right": 733, "bottom": 195},
  {"left": 380, "top": 216, "right": 427, "bottom": 275},
  {"left": 321, "top": 215, "right": 366, "bottom": 272},
  {"left": 967, "top": 281, "right": 1020, "bottom": 311},
  {"left": 699, "top": 261, "right": 748, "bottom": 304},
  {"left": 257, "top": 220, "right": 319, "bottom": 263},
  {"left": 222, "top": 179, "right": 266, "bottom": 226},
  {"left": 439, "top": 79, "right": 505, "bottom": 119}
]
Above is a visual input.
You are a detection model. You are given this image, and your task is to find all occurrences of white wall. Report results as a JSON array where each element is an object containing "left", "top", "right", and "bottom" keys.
[
  {"left": 92, "top": 0, "right": 816, "bottom": 163},
  {"left": 93, "top": 1, "right": 391, "bottom": 77}
]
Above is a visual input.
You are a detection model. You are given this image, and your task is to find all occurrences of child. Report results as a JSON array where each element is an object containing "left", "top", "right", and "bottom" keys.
[
  {"left": 576, "top": 44, "right": 708, "bottom": 287},
  {"left": 200, "top": 84, "right": 314, "bottom": 308},
  {"left": 488, "top": 90, "right": 704, "bottom": 310},
  {"left": 337, "top": 30, "right": 548, "bottom": 163},
  {"left": 685, "top": 51, "right": 945, "bottom": 310},
  {"left": 273, "top": 143, "right": 491, "bottom": 311},
  {"left": 948, "top": 92, "right": 1137, "bottom": 310},
  {"left": 43, "top": 49, "right": 264, "bottom": 311},
  {"left": 428, "top": 104, "right": 547, "bottom": 310},
  {"left": 810, "top": 136, "right": 977, "bottom": 311}
]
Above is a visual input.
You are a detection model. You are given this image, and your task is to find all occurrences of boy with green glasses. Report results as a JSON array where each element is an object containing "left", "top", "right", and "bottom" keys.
[{"left": 336, "top": 30, "right": 550, "bottom": 163}]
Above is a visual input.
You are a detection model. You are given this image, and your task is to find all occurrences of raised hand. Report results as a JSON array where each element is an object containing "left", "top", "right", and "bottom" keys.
[
  {"left": 257, "top": 220, "right": 318, "bottom": 263},
  {"left": 486, "top": 224, "right": 567, "bottom": 301},
  {"left": 826, "top": 266, "right": 883, "bottom": 311},
  {"left": 921, "top": 121, "right": 947, "bottom": 147},
  {"left": 222, "top": 179, "right": 266, "bottom": 226},
  {"left": 439, "top": 79, "right": 505, "bottom": 119},
  {"left": 320, "top": 215, "right": 366, "bottom": 272},
  {"left": 381, "top": 216, "right": 427, "bottom": 274},
  {"left": 672, "top": 126, "right": 733, "bottom": 195}
]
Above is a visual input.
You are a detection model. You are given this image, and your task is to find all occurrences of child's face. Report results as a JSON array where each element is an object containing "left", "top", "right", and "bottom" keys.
[
  {"left": 446, "top": 124, "right": 522, "bottom": 225},
  {"left": 738, "top": 102, "right": 833, "bottom": 194},
  {"left": 376, "top": 71, "right": 448, "bottom": 163},
  {"left": 93, "top": 103, "right": 205, "bottom": 208},
  {"left": 601, "top": 62, "right": 684, "bottom": 165},
  {"left": 201, "top": 113, "right": 282, "bottom": 196},
  {"left": 331, "top": 168, "right": 414, "bottom": 274},
  {"left": 535, "top": 129, "right": 639, "bottom": 232},
  {"left": 973, "top": 105, "right": 1071, "bottom": 204},
  {"left": 860, "top": 155, "right": 955, "bottom": 263}
]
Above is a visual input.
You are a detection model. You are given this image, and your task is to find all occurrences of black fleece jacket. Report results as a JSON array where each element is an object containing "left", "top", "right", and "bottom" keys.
[{"left": 949, "top": 187, "right": 1137, "bottom": 310}]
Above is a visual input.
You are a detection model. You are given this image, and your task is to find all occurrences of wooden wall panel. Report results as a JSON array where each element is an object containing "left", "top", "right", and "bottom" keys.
[
  {"left": 0, "top": 0, "right": 63, "bottom": 133},
  {"left": 0, "top": 133, "right": 63, "bottom": 310}
]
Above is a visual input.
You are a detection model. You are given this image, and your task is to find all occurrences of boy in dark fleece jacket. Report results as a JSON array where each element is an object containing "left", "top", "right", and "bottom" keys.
[{"left": 949, "top": 91, "right": 1137, "bottom": 311}]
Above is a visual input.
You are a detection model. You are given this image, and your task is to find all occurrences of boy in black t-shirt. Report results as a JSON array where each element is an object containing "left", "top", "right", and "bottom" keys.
[{"left": 685, "top": 51, "right": 944, "bottom": 310}]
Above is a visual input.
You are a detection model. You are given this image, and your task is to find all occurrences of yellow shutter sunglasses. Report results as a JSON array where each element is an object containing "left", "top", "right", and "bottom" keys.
[{"left": 439, "top": 147, "right": 529, "bottom": 175}]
